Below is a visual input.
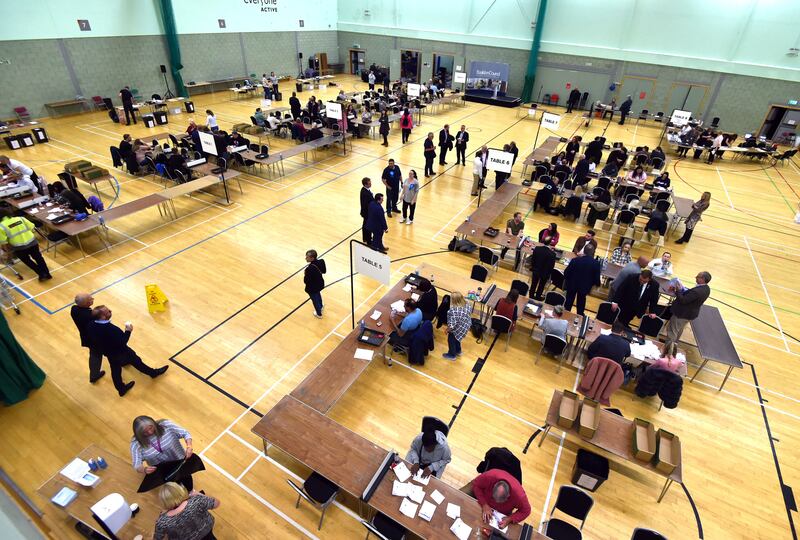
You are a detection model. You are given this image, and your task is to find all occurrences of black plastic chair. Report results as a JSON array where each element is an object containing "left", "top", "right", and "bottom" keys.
[
  {"left": 544, "top": 291, "right": 565, "bottom": 307},
  {"left": 534, "top": 165, "right": 548, "bottom": 181},
  {"left": 653, "top": 112, "right": 664, "bottom": 123},
  {"left": 616, "top": 209, "right": 636, "bottom": 226},
  {"left": 591, "top": 186, "right": 606, "bottom": 198},
  {"left": 638, "top": 109, "right": 649, "bottom": 121},
  {"left": 709, "top": 117, "right": 720, "bottom": 129},
  {"left": 363, "top": 512, "right": 407, "bottom": 540},
  {"left": 471, "top": 264, "right": 488, "bottom": 282},
  {"left": 535, "top": 334, "right": 569, "bottom": 372},
  {"left": 479, "top": 247, "right": 499, "bottom": 271},
  {"left": 631, "top": 527, "right": 668, "bottom": 540},
  {"left": 650, "top": 157, "right": 664, "bottom": 170},
  {"left": 548, "top": 269, "right": 565, "bottom": 292},
  {"left": 490, "top": 314, "right": 514, "bottom": 351},
  {"left": 597, "top": 177, "right": 612, "bottom": 191},
  {"left": 511, "top": 279, "right": 529, "bottom": 297},
  {"left": 554, "top": 170, "right": 568, "bottom": 183},
  {"left": 110, "top": 146, "right": 124, "bottom": 169},
  {"left": 639, "top": 316, "right": 664, "bottom": 338},
  {"left": 548, "top": 485, "right": 594, "bottom": 530},
  {"left": 596, "top": 302, "right": 618, "bottom": 325},
  {"left": 421, "top": 416, "right": 449, "bottom": 437},
  {"left": 173, "top": 169, "right": 188, "bottom": 185},
  {"left": 287, "top": 472, "right": 339, "bottom": 530},
  {"left": 543, "top": 517, "right": 583, "bottom": 540}
]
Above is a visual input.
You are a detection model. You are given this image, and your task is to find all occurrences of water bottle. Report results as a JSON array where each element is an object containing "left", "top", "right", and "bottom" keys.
[
  {"left": 97, "top": 456, "right": 108, "bottom": 469},
  {"left": 98, "top": 215, "right": 106, "bottom": 227},
  {"left": 359, "top": 319, "right": 366, "bottom": 332}
]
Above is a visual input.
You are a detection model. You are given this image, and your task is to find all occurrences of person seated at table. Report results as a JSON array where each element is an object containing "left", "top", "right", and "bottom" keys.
[
  {"left": 155, "top": 483, "right": 220, "bottom": 540},
  {"left": 538, "top": 305, "right": 567, "bottom": 344},
  {"left": 647, "top": 252, "right": 673, "bottom": 276},
  {"left": 652, "top": 171, "right": 671, "bottom": 190},
  {"left": 538, "top": 222, "right": 560, "bottom": 247},
  {"left": 650, "top": 146, "right": 666, "bottom": 163},
  {"left": 606, "top": 146, "right": 626, "bottom": 169},
  {"left": 226, "top": 131, "right": 247, "bottom": 149},
  {"left": 186, "top": 119, "right": 198, "bottom": 135},
  {"left": 406, "top": 429, "right": 452, "bottom": 479},
  {"left": 552, "top": 151, "right": 567, "bottom": 166},
  {"left": 693, "top": 130, "right": 713, "bottom": 160},
  {"left": 389, "top": 298, "right": 423, "bottom": 349},
  {"left": 494, "top": 289, "right": 519, "bottom": 330},
  {"left": 118, "top": 134, "right": 133, "bottom": 160},
  {"left": 610, "top": 241, "right": 632, "bottom": 266},
  {"left": 500, "top": 212, "right": 525, "bottom": 260},
  {"left": 306, "top": 124, "right": 324, "bottom": 141},
  {"left": 644, "top": 208, "right": 669, "bottom": 236},
  {"left": 586, "top": 321, "right": 631, "bottom": 365},
  {"left": 291, "top": 118, "right": 308, "bottom": 141},
  {"left": 600, "top": 161, "right": 619, "bottom": 178},
  {"left": 586, "top": 189, "right": 611, "bottom": 227},
  {"left": 572, "top": 229, "right": 597, "bottom": 255},
  {"left": 336, "top": 90, "right": 347, "bottom": 101},
  {"left": 469, "top": 469, "right": 531, "bottom": 528},
  {"left": 253, "top": 108, "right": 267, "bottom": 128},
  {"left": 651, "top": 343, "right": 685, "bottom": 374},
  {"left": 166, "top": 149, "right": 191, "bottom": 180},
  {"left": 572, "top": 155, "right": 592, "bottom": 186},
  {"left": 51, "top": 181, "right": 90, "bottom": 214},
  {"left": 625, "top": 165, "right": 647, "bottom": 185},
  {"left": 677, "top": 126, "right": 699, "bottom": 157},
  {"left": 416, "top": 278, "right": 439, "bottom": 321}
]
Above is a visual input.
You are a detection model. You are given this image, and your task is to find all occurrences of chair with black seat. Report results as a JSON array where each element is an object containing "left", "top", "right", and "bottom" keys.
[
  {"left": 534, "top": 164, "right": 548, "bottom": 181},
  {"left": 168, "top": 134, "right": 179, "bottom": 147},
  {"left": 554, "top": 170, "right": 568, "bottom": 183},
  {"left": 616, "top": 209, "right": 636, "bottom": 226},
  {"left": 543, "top": 518, "right": 583, "bottom": 540},
  {"left": 511, "top": 279, "right": 529, "bottom": 297},
  {"left": 597, "top": 177, "right": 611, "bottom": 191},
  {"left": 596, "top": 302, "right": 618, "bottom": 325},
  {"left": 563, "top": 196, "right": 583, "bottom": 221},
  {"left": 143, "top": 156, "right": 157, "bottom": 178},
  {"left": 634, "top": 153, "right": 648, "bottom": 167},
  {"left": 471, "top": 264, "right": 488, "bottom": 282},
  {"left": 639, "top": 316, "right": 664, "bottom": 338},
  {"left": 562, "top": 179, "right": 574, "bottom": 191},
  {"left": 631, "top": 527, "right": 668, "bottom": 540},
  {"left": 362, "top": 512, "right": 407, "bottom": 540},
  {"left": 591, "top": 186, "right": 606, "bottom": 199},
  {"left": 173, "top": 169, "right": 188, "bottom": 185},
  {"left": 479, "top": 246, "right": 499, "bottom": 272},
  {"left": 287, "top": 472, "right": 339, "bottom": 530},
  {"left": 546, "top": 485, "right": 594, "bottom": 530},
  {"left": 102, "top": 97, "right": 115, "bottom": 111},
  {"left": 637, "top": 109, "right": 649, "bottom": 122},
  {"left": 548, "top": 268, "right": 565, "bottom": 292},
  {"left": 110, "top": 146, "right": 125, "bottom": 170},
  {"left": 490, "top": 313, "right": 514, "bottom": 351},
  {"left": 421, "top": 416, "right": 449, "bottom": 437},
  {"left": 535, "top": 334, "right": 569, "bottom": 372},
  {"left": 544, "top": 290, "right": 565, "bottom": 307},
  {"left": 533, "top": 186, "right": 553, "bottom": 212},
  {"left": 151, "top": 94, "right": 166, "bottom": 111},
  {"left": 709, "top": 117, "right": 720, "bottom": 129},
  {"left": 44, "top": 230, "right": 70, "bottom": 258},
  {"left": 653, "top": 112, "right": 664, "bottom": 123},
  {"left": 649, "top": 157, "right": 664, "bottom": 170}
]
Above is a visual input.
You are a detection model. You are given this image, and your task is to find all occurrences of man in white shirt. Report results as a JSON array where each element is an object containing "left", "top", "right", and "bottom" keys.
[
  {"left": 0, "top": 156, "right": 41, "bottom": 194},
  {"left": 368, "top": 70, "right": 376, "bottom": 91},
  {"left": 707, "top": 132, "right": 724, "bottom": 164},
  {"left": 471, "top": 151, "right": 484, "bottom": 196},
  {"left": 647, "top": 252, "right": 673, "bottom": 277}
]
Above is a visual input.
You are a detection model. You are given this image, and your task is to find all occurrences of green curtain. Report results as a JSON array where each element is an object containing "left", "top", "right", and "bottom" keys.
[
  {"left": 521, "top": 0, "right": 549, "bottom": 103},
  {"left": 0, "top": 311, "right": 45, "bottom": 406},
  {"left": 158, "top": 0, "right": 188, "bottom": 98}
]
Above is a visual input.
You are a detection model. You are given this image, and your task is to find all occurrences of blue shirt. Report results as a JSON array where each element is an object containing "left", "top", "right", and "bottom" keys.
[{"left": 400, "top": 308, "right": 423, "bottom": 333}]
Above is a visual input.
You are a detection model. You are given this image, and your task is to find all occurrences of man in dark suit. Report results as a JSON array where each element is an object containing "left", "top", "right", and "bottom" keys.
[
  {"left": 70, "top": 293, "right": 105, "bottom": 383},
  {"left": 618, "top": 95, "right": 633, "bottom": 125},
  {"left": 529, "top": 241, "right": 557, "bottom": 300},
  {"left": 119, "top": 86, "right": 136, "bottom": 125},
  {"left": 289, "top": 92, "right": 302, "bottom": 119},
  {"left": 366, "top": 193, "right": 389, "bottom": 253},
  {"left": 89, "top": 305, "right": 168, "bottom": 396},
  {"left": 563, "top": 244, "right": 601, "bottom": 315},
  {"left": 665, "top": 271, "right": 711, "bottom": 349},
  {"left": 611, "top": 269, "right": 661, "bottom": 326},
  {"left": 454, "top": 125, "right": 469, "bottom": 166},
  {"left": 572, "top": 155, "right": 591, "bottom": 186},
  {"left": 586, "top": 321, "right": 631, "bottom": 365},
  {"left": 438, "top": 124, "right": 454, "bottom": 166},
  {"left": 424, "top": 133, "right": 436, "bottom": 177},
  {"left": 359, "top": 177, "right": 373, "bottom": 245},
  {"left": 584, "top": 137, "right": 604, "bottom": 165},
  {"left": 566, "top": 87, "right": 581, "bottom": 113}
]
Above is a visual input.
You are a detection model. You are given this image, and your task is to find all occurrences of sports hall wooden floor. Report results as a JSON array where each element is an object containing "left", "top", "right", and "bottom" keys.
[{"left": 1, "top": 74, "right": 798, "bottom": 539}]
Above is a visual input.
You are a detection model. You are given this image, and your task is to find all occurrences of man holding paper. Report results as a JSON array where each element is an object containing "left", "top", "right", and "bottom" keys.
[
  {"left": 471, "top": 469, "right": 531, "bottom": 528},
  {"left": 406, "top": 429, "right": 452, "bottom": 479}
]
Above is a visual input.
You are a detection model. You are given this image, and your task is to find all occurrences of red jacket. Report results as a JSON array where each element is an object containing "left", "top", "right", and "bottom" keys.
[
  {"left": 472, "top": 469, "right": 531, "bottom": 523},
  {"left": 578, "top": 356, "right": 624, "bottom": 405}
]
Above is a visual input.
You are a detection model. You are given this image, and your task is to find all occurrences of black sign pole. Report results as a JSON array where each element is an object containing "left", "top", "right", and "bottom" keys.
[
  {"left": 350, "top": 239, "right": 356, "bottom": 330},
  {"left": 533, "top": 116, "right": 543, "bottom": 149}
]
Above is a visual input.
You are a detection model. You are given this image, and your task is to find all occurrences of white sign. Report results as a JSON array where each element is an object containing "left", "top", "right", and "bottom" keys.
[
  {"left": 353, "top": 242, "right": 391, "bottom": 285},
  {"left": 198, "top": 131, "right": 217, "bottom": 156},
  {"left": 527, "top": 108, "right": 538, "bottom": 117},
  {"left": 325, "top": 101, "right": 342, "bottom": 120},
  {"left": 486, "top": 149, "right": 514, "bottom": 174},
  {"left": 407, "top": 83, "right": 421, "bottom": 98},
  {"left": 453, "top": 72, "right": 467, "bottom": 84},
  {"left": 670, "top": 109, "right": 692, "bottom": 126},
  {"left": 541, "top": 112, "right": 561, "bottom": 130}
]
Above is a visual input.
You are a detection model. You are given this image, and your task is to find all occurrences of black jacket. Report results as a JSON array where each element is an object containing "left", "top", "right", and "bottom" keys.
[
  {"left": 477, "top": 447, "right": 523, "bottom": 484},
  {"left": 381, "top": 165, "right": 402, "bottom": 189},
  {"left": 635, "top": 367, "right": 683, "bottom": 409},
  {"left": 568, "top": 89, "right": 581, "bottom": 105},
  {"left": 289, "top": 96, "right": 301, "bottom": 112},
  {"left": 88, "top": 321, "right": 133, "bottom": 360},
  {"left": 529, "top": 245, "right": 557, "bottom": 278},
  {"left": 455, "top": 130, "right": 469, "bottom": 148},
  {"left": 573, "top": 158, "right": 591, "bottom": 183},
  {"left": 304, "top": 259, "right": 326, "bottom": 294},
  {"left": 671, "top": 284, "right": 710, "bottom": 320},
  {"left": 424, "top": 138, "right": 436, "bottom": 157},
  {"left": 586, "top": 334, "right": 630, "bottom": 365},
  {"left": 585, "top": 140, "right": 604, "bottom": 160},
  {"left": 613, "top": 273, "right": 660, "bottom": 317},
  {"left": 418, "top": 286, "right": 438, "bottom": 321},
  {"left": 564, "top": 254, "right": 601, "bottom": 295},
  {"left": 379, "top": 116, "right": 390, "bottom": 135},
  {"left": 438, "top": 129, "right": 453, "bottom": 149},
  {"left": 119, "top": 140, "right": 133, "bottom": 158},
  {"left": 620, "top": 98, "right": 633, "bottom": 114},
  {"left": 70, "top": 305, "right": 94, "bottom": 348},
  {"left": 360, "top": 187, "right": 373, "bottom": 219}
]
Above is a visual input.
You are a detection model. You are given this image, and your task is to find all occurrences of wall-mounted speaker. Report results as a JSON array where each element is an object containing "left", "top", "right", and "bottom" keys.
[
  {"left": 160, "top": 64, "right": 167, "bottom": 73},
  {"left": 298, "top": 52, "right": 303, "bottom": 59}
]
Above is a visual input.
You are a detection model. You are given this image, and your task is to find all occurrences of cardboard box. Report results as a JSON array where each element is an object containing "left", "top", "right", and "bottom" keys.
[
  {"left": 557, "top": 390, "right": 580, "bottom": 429},
  {"left": 654, "top": 429, "right": 681, "bottom": 474},
  {"left": 632, "top": 418, "right": 656, "bottom": 462},
  {"left": 65, "top": 160, "right": 92, "bottom": 173},
  {"left": 81, "top": 167, "right": 109, "bottom": 180},
  {"left": 578, "top": 398, "right": 599, "bottom": 439},
  {"left": 599, "top": 220, "right": 613, "bottom": 231}
]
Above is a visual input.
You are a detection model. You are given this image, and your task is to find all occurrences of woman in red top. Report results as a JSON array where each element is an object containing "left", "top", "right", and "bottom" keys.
[
  {"left": 400, "top": 108, "right": 414, "bottom": 144},
  {"left": 494, "top": 289, "right": 519, "bottom": 330},
  {"left": 538, "top": 222, "right": 560, "bottom": 247}
]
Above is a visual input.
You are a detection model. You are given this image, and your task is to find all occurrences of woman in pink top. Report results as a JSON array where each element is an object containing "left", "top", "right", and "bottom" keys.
[
  {"left": 538, "top": 222, "right": 560, "bottom": 247},
  {"left": 625, "top": 165, "right": 647, "bottom": 185},
  {"left": 652, "top": 343, "right": 685, "bottom": 374},
  {"left": 400, "top": 108, "right": 414, "bottom": 143}
]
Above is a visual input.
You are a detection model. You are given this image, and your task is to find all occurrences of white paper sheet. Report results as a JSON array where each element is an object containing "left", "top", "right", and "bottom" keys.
[
  {"left": 354, "top": 348, "right": 374, "bottom": 361},
  {"left": 412, "top": 469, "right": 431, "bottom": 485},
  {"left": 489, "top": 510, "right": 509, "bottom": 533},
  {"left": 408, "top": 484, "right": 425, "bottom": 503},
  {"left": 393, "top": 461, "right": 411, "bottom": 482},
  {"left": 450, "top": 517, "right": 472, "bottom": 540},
  {"left": 390, "top": 300, "right": 406, "bottom": 313},
  {"left": 60, "top": 458, "right": 89, "bottom": 482},
  {"left": 411, "top": 293, "right": 420, "bottom": 301},
  {"left": 403, "top": 284, "right": 413, "bottom": 292},
  {"left": 431, "top": 489, "right": 445, "bottom": 505},
  {"left": 399, "top": 498, "right": 418, "bottom": 518},
  {"left": 370, "top": 310, "right": 382, "bottom": 320},
  {"left": 446, "top": 503, "right": 461, "bottom": 518},
  {"left": 419, "top": 500, "right": 436, "bottom": 521},
  {"left": 392, "top": 481, "right": 410, "bottom": 497}
]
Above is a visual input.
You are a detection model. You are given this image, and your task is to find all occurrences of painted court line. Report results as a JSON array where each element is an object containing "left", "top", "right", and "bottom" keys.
[{"left": 743, "top": 237, "right": 790, "bottom": 352}]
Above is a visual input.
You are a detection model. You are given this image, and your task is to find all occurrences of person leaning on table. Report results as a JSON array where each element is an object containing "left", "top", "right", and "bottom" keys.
[
  {"left": 664, "top": 271, "right": 711, "bottom": 350},
  {"left": 155, "top": 482, "right": 220, "bottom": 540},
  {"left": 467, "top": 468, "right": 531, "bottom": 529},
  {"left": 406, "top": 429, "right": 452, "bottom": 479},
  {"left": 131, "top": 416, "right": 195, "bottom": 490}
]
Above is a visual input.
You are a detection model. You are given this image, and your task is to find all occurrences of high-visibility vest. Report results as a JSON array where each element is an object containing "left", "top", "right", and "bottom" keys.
[{"left": 0, "top": 216, "right": 37, "bottom": 248}]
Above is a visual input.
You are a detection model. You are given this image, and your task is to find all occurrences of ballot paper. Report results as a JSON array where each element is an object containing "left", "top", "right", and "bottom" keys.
[
  {"left": 446, "top": 503, "right": 461, "bottom": 518},
  {"left": 390, "top": 300, "right": 406, "bottom": 313},
  {"left": 399, "top": 498, "right": 418, "bottom": 518},
  {"left": 450, "top": 517, "right": 472, "bottom": 540},
  {"left": 412, "top": 469, "right": 431, "bottom": 485},
  {"left": 419, "top": 500, "right": 437, "bottom": 521},
  {"left": 392, "top": 481, "right": 410, "bottom": 497},
  {"left": 489, "top": 510, "right": 509, "bottom": 534},
  {"left": 60, "top": 458, "right": 90, "bottom": 482},
  {"left": 630, "top": 340, "right": 661, "bottom": 361},
  {"left": 411, "top": 293, "right": 420, "bottom": 301},
  {"left": 354, "top": 348, "right": 374, "bottom": 361},
  {"left": 430, "top": 489, "right": 445, "bottom": 505},
  {"left": 370, "top": 310, "right": 382, "bottom": 320},
  {"left": 407, "top": 484, "right": 425, "bottom": 503},
  {"left": 393, "top": 461, "right": 411, "bottom": 482},
  {"left": 544, "top": 309, "right": 553, "bottom": 316},
  {"left": 600, "top": 328, "right": 612, "bottom": 335},
  {"left": 403, "top": 284, "right": 413, "bottom": 292}
]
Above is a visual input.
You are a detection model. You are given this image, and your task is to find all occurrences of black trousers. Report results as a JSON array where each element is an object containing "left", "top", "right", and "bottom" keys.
[
  {"left": 385, "top": 187, "right": 400, "bottom": 213},
  {"left": 564, "top": 289, "right": 587, "bottom": 315},
  {"left": 402, "top": 129, "right": 411, "bottom": 143},
  {"left": 382, "top": 133, "right": 388, "bottom": 145},
  {"left": 13, "top": 244, "right": 50, "bottom": 278},
  {"left": 618, "top": 111, "right": 628, "bottom": 125},
  {"left": 456, "top": 145, "right": 466, "bottom": 164},
  {"left": 424, "top": 155, "right": 435, "bottom": 176},
  {"left": 87, "top": 348, "right": 104, "bottom": 381},
  {"left": 362, "top": 220, "right": 372, "bottom": 245},
  {"left": 122, "top": 102, "right": 136, "bottom": 124},
  {"left": 566, "top": 102, "right": 576, "bottom": 113},
  {"left": 369, "top": 83, "right": 375, "bottom": 90},
  {"left": 402, "top": 201, "right": 416, "bottom": 221},
  {"left": 529, "top": 273, "right": 548, "bottom": 299},
  {"left": 439, "top": 146, "right": 449, "bottom": 165},
  {"left": 371, "top": 230, "right": 385, "bottom": 251},
  {"left": 109, "top": 350, "right": 160, "bottom": 393},
  {"left": 618, "top": 308, "right": 637, "bottom": 326},
  {"left": 679, "top": 227, "right": 694, "bottom": 243}
]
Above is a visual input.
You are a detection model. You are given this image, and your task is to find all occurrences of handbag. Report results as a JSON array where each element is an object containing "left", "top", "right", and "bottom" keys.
[{"left": 484, "top": 227, "right": 499, "bottom": 237}]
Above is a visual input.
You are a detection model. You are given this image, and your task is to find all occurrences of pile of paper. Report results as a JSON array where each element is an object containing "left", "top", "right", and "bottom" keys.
[
  {"left": 630, "top": 340, "right": 662, "bottom": 360},
  {"left": 390, "top": 300, "right": 406, "bottom": 313}
]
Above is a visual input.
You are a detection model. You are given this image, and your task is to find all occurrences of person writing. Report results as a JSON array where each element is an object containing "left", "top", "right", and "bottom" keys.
[
  {"left": 405, "top": 429, "right": 452, "bottom": 479},
  {"left": 389, "top": 298, "right": 423, "bottom": 348},
  {"left": 538, "top": 305, "right": 567, "bottom": 344},
  {"left": 155, "top": 482, "right": 220, "bottom": 540},
  {"left": 471, "top": 469, "right": 531, "bottom": 528},
  {"left": 587, "top": 321, "right": 631, "bottom": 364},
  {"left": 652, "top": 171, "right": 671, "bottom": 190}
]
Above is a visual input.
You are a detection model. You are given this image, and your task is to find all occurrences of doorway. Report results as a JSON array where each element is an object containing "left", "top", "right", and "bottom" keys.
[
  {"left": 400, "top": 50, "right": 420, "bottom": 82},
  {"left": 664, "top": 83, "right": 709, "bottom": 120},
  {"left": 433, "top": 54, "right": 455, "bottom": 87},
  {"left": 349, "top": 49, "right": 366, "bottom": 75},
  {"left": 616, "top": 76, "right": 656, "bottom": 115}
]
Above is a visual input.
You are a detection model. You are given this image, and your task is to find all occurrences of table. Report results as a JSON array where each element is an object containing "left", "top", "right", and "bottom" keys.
[
  {"left": 521, "top": 136, "right": 561, "bottom": 178},
  {"left": 688, "top": 305, "right": 742, "bottom": 390},
  {"left": 36, "top": 445, "right": 161, "bottom": 540},
  {"left": 44, "top": 99, "right": 89, "bottom": 118},
  {"left": 537, "top": 390, "right": 682, "bottom": 502},
  {"left": 185, "top": 77, "right": 249, "bottom": 96},
  {"left": 157, "top": 173, "right": 240, "bottom": 218},
  {"left": 667, "top": 196, "right": 694, "bottom": 238},
  {"left": 139, "top": 132, "right": 173, "bottom": 145}
]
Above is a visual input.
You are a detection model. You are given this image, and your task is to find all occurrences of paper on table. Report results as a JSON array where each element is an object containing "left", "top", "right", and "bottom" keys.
[
  {"left": 354, "top": 348, "right": 374, "bottom": 361},
  {"left": 408, "top": 483, "right": 425, "bottom": 503},
  {"left": 411, "top": 293, "right": 420, "bottom": 301},
  {"left": 419, "top": 500, "right": 436, "bottom": 521},
  {"left": 392, "top": 481, "right": 410, "bottom": 497},
  {"left": 403, "top": 284, "right": 413, "bottom": 292},
  {"left": 393, "top": 461, "right": 411, "bottom": 482},
  {"left": 450, "top": 517, "right": 472, "bottom": 540},
  {"left": 399, "top": 498, "right": 418, "bottom": 519},
  {"left": 390, "top": 300, "right": 406, "bottom": 313},
  {"left": 60, "top": 458, "right": 90, "bottom": 482},
  {"left": 446, "top": 503, "right": 461, "bottom": 518},
  {"left": 430, "top": 489, "right": 445, "bottom": 505},
  {"left": 600, "top": 328, "right": 612, "bottom": 335},
  {"left": 412, "top": 469, "right": 430, "bottom": 485},
  {"left": 545, "top": 309, "right": 553, "bottom": 316},
  {"left": 489, "top": 510, "right": 509, "bottom": 533},
  {"left": 370, "top": 310, "right": 382, "bottom": 320}
]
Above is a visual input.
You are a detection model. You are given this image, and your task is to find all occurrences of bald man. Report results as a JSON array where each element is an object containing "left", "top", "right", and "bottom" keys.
[
  {"left": 70, "top": 293, "right": 105, "bottom": 383},
  {"left": 608, "top": 255, "right": 649, "bottom": 300}
]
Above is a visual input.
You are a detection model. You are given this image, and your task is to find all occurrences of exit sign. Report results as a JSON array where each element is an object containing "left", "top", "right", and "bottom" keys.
[{"left": 789, "top": 99, "right": 798, "bottom": 105}]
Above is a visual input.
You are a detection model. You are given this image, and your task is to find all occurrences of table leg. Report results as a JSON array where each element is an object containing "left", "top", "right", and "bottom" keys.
[
  {"left": 657, "top": 478, "right": 673, "bottom": 503},
  {"left": 262, "top": 439, "right": 269, "bottom": 457},
  {"left": 689, "top": 358, "right": 709, "bottom": 383},
  {"left": 719, "top": 366, "right": 734, "bottom": 391},
  {"left": 537, "top": 424, "right": 552, "bottom": 447}
]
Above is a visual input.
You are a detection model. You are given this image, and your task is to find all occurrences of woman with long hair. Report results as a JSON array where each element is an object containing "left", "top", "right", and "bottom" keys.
[{"left": 676, "top": 191, "right": 711, "bottom": 244}]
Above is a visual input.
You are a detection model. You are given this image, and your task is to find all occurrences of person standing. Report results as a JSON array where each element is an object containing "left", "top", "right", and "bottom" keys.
[
  {"left": 471, "top": 151, "right": 484, "bottom": 196},
  {"left": 665, "top": 271, "right": 711, "bottom": 349},
  {"left": 71, "top": 293, "right": 105, "bottom": 383},
  {"left": 424, "top": 132, "right": 436, "bottom": 177},
  {"left": 155, "top": 483, "right": 220, "bottom": 540},
  {"left": 368, "top": 70, "right": 376, "bottom": 91},
  {"left": 89, "top": 305, "right": 168, "bottom": 396},
  {"left": 438, "top": 124, "right": 454, "bottom": 165},
  {"left": 289, "top": 92, "right": 302, "bottom": 119},
  {"left": 563, "top": 243, "right": 601, "bottom": 315},
  {"left": 399, "top": 170, "right": 419, "bottom": 225},
  {"left": 205, "top": 110, "right": 219, "bottom": 132},
  {"left": 528, "top": 240, "right": 557, "bottom": 300},
  {"left": 382, "top": 159, "right": 402, "bottom": 217},
  {"left": 566, "top": 87, "right": 581, "bottom": 113},
  {"left": 119, "top": 85, "right": 136, "bottom": 125},
  {"left": 443, "top": 292, "right": 471, "bottom": 360},
  {"left": 379, "top": 110, "right": 390, "bottom": 146},
  {"left": 0, "top": 155, "right": 43, "bottom": 194},
  {"left": 400, "top": 108, "right": 414, "bottom": 143},
  {"left": 0, "top": 208, "right": 51, "bottom": 281},
  {"left": 270, "top": 71, "right": 279, "bottom": 98},
  {"left": 494, "top": 143, "right": 512, "bottom": 190},
  {"left": 366, "top": 193, "right": 389, "bottom": 253},
  {"left": 676, "top": 192, "right": 711, "bottom": 244},
  {"left": 608, "top": 256, "right": 649, "bottom": 299},
  {"left": 360, "top": 177, "right": 373, "bottom": 245},
  {"left": 565, "top": 136, "right": 582, "bottom": 166},
  {"left": 611, "top": 269, "right": 661, "bottom": 326},
  {"left": 618, "top": 95, "right": 633, "bottom": 125},
  {"left": 131, "top": 416, "right": 196, "bottom": 489},
  {"left": 261, "top": 73, "right": 270, "bottom": 99},
  {"left": 455, "top": 125, "right": 469, "bottom": 166},
  {"left": 304, "top": 249, "right": 326, "bottom": 319}
]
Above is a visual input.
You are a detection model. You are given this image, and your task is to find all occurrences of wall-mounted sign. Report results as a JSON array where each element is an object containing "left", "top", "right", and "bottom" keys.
[
  {"left": 218, "top": 19, "right": 226, "bottom": 28},
  {"left": 454, "top": 72, "right": 467, "bottom": 84},
  {"left": 77, "top": 20, "right": 91, "bottom": 31},
  {"left": 243, "top": 0, "right": 278, "bottom": 13}
]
